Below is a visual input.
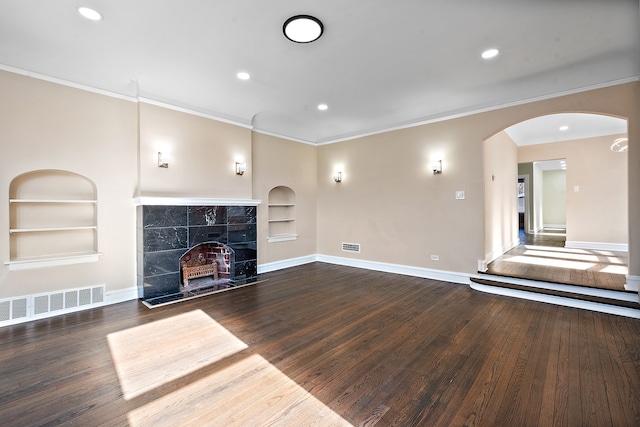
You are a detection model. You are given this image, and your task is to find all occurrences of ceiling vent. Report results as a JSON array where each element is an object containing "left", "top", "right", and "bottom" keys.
[{"left": 342, "top": 242, "right": 361, "bottom": 253}]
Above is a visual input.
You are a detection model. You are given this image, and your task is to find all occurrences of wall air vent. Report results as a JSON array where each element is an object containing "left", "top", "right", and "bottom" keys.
[
  {"left": 342, "top": 242, "right": 361, "bottom": 253},
  {"left": 0, "top": 284, "right": 106, "bottom": 328}
]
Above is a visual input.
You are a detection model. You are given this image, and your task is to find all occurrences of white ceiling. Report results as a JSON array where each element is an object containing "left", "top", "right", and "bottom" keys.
[{"left": 0, "top": 1, "right": 638, "bottom": 144}]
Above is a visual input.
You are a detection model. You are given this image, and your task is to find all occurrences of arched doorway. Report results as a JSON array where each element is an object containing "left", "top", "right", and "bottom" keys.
[{"left": 482, "top": 113, "right": 629, "bottom": 291}]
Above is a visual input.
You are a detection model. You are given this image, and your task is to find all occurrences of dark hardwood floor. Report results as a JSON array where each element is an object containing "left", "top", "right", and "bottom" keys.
[
  {"left": 1, "top": 262, "right": 639, "bottom": 426},
  {"left": 486, "top": 229, "right": 629, "bottom": 291}
]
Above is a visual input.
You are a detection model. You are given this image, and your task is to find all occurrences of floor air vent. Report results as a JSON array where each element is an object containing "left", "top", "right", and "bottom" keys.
[
  {"left": 342, "top": 242, "right": 361, "bottom": 253},
  {"left": 0, "top": 285, "right": 106, "bottom": 327}
]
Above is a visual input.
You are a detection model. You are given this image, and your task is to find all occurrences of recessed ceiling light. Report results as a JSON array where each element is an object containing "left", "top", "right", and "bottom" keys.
[
  {"left": 78, "top": 6, "right": 103, "bottom": 21},
  {"left": 283, "top": 15, "right": 324, "bottom": 43},
  {"left": 317, "top": 104, "right": 328, "bottom": 111},
  {"left": 481, "top": 48, "right": 499, "bottom": 59},
  {"left": 559, "top": 125, "right": 569, "bottom": 131},
  {"left": 237, "top": 72, "right": 251, "bottom": 80}
]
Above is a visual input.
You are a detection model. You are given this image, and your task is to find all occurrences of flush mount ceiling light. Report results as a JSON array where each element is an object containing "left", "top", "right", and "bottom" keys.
[
  {"left": 481, "top": 48, "right": 499, "bottom": 59},
  {"left": 611, "top": 137, "right": 628, "bottom": 152},
  {"left": 317, "top": 104, "right": 328, "bottom": 111},
  {"left": 559, "top": 125, "right": 569, "bottom": 131},
  {"left": 236, "top": 72, "right": 251, "bottom": 80},
  {"left": 78, "top": 6, "right": 103, "bottom": 21},
  {"left": 283, "top": 15, "right": 324, "bottom": 43}
]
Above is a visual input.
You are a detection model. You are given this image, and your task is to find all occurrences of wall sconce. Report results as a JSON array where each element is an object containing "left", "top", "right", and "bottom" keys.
[
  {"left": 431, "top": 160, "right": 442, "bottom": 174},
  {"left": 235, "top": 162, "right": 247, "bottom": 175},
  {"left": 158, "top": 152, "right": 169, "bottom": 168},
  {"left": 333, "top": 171, "right": 342, "bottom": 183}
]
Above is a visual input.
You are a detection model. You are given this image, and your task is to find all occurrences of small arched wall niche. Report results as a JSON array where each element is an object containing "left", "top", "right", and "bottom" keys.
[
  {"left": 267, "top": 186, "right": 297, "bottom": 242},
  {"left": 7, "top": 170, "right": 100, "bottom": 269}
]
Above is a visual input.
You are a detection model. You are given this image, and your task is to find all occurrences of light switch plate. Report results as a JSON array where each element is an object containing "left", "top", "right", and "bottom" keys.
[{"left": 455, "top": 190, "right": 465, "bottom": 200}]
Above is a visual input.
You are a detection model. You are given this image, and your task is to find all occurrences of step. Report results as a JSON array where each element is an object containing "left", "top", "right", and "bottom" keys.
[{"left": 470, "top": 275, "right": 640, "bottom": 319}]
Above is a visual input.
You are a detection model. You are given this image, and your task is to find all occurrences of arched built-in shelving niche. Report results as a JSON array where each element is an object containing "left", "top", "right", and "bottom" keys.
[
  {"left": 7, "top": 170, "right": 100, "bottom": 270},
  {"left": 267, "top": 186, "right": 297, "bottom": 243}
]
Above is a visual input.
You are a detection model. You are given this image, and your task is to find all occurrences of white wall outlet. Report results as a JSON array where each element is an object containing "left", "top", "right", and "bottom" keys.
[
  {"left": 455, "top": 191, "right": 465, "bottom": 200},
  {"left": 431, "top": 255, "right": 439, "bottom": 261},
  {"left": 574, "top": 185, "right": 580, "bottom": 192}
]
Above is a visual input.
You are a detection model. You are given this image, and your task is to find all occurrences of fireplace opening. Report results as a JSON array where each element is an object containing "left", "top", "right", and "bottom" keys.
[{"left": 179, "top": 242, "right": 234, "bottom": 295}]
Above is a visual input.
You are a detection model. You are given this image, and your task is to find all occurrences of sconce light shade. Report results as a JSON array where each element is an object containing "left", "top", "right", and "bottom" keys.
[
  {"left": 333, "top": 171, "right": 342, "bottom": 183},
  {"left": 158, "top": 152, "right": 169, "bottom": 168},
  {"left": 236, "top": 162, "right": 247, "bottom": 175},
  {"left": 431, "top": 160, "right": 442, "bottom": 174}
]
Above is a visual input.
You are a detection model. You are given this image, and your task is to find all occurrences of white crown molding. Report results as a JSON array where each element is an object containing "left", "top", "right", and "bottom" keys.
[
  {"left": 251, "top": 128, "right": 317, "bottom": 146},
  {"left": 133, "top": 197, "right": 261, "bottom": 206},
  {"left": 138, "top": 98, "right": 253, "bottom": 130},
  {"left": 0, "top": 64, "right": 138, "bottom": 103}
]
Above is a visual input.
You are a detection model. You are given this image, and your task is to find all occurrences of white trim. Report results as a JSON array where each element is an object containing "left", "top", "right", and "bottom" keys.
[
  {"left": 267, "top": 234, "right": 298, "bottom": 243},
  {"left": 106, "top": 286, "right": 139, "bottom": 305},
  {"left": 315, "top": 77, "right": 638, "bottom": 145},
  {"left": 133, "top": 197, "right": 261, "bottom": 206},
  {"left": 138, "top": 98, "right": 252, "bottom": 130},
  {"left": 543, "top": 224, "right": 567, "bottom": 230},
  {"left": 470, "top": 281, "right": 640, "bottom": 319},
  {"left": 251, "top": 128, "right": 317, "bottom": 146},
  {"left": 258, "top": 255, "right": 317, "bottom": 274},
  {"left": 4, "top": 252, "right": 102, "bottom": 271},
  {"left": 316, "top": 254, "right": 471, "bottom": 285},
  {"left": 565, "top": 241, "right": 628, "bottom": 252},
  {"left": 0, "top": 64, "right": 138, "bottom": 103},
  {"left": 625, "top": 275, "right": 640, "bottom": 292}
]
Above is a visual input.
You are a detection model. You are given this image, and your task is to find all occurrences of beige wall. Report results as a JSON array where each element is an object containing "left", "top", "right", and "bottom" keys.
[
  {"left": 483, "top": 131, "right": 519, "bottom": 262},
  {"left": 0, "top": 71, "right": 138, "bottom": 299},
  {"left": 317, "top": 120, "right": 485, "bottom": 274},
  {"left": 1, "top": 68, "right": 639, "bottom": 302},
  {"left": 251, "top": 133, "right": 317, "bottom": 265},
  {"left": 543, "top": 170, "right": 567, "bottom": 227},
  {"left": 519, "top": 135, "right": 628, "bottom": 245},
  {"left": 318, "top": 83, "right": 638, "bottom": 276},
  {"left": 138, "top": 102, "right": 253, "bottom": 199}
]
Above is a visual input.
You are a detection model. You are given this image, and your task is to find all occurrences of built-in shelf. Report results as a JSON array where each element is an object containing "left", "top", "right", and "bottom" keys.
[
  {"left": 4, "top": 252, "right": 102, "bottom": 271},
  {"left": 10, "top": 226, "right": 97, "bottom": 233},
  {"left": 267, "top": 234, "right": 298, "bottom": 243},
  {"left": 10, "top": 199, "right": 98, "bottom": 204},
  {"left": 9, "top": 170, "right": 99, "bottom": 269},
  {"left": 268, "top": 186, "right": 297, "bottom": 242}
]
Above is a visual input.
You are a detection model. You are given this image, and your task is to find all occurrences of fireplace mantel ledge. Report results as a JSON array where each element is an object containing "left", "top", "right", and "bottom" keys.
[{"left": 133, "top": 197, "right": 261, "bottom": 207}]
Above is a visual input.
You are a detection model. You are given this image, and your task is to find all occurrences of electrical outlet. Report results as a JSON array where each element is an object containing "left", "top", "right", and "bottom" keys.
[{"left": 431, "top": 255, "right": 439, "bottom": 261}]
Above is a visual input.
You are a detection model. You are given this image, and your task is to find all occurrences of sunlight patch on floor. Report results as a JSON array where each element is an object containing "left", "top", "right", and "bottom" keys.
[
  {"left": 524, "top": 245, "right": 589, "bottom": 254},
  {"left": 504, "top": 255, "right": 595, "bottom": 270},
  {"left": 107, "top": 309, "right": 248, "bottom": 400},
  {"left": 523, "top": 249, "right": 600, "bottom": 262},
  {"left": 126, "top": 353, "right": 353, "bottom": 426},
  {"left": 599, "top": 265, "right": 629, "bottom": 275}
]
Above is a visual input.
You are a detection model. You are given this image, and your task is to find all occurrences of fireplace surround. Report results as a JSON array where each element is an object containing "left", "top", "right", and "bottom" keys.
[{"left": 135, "top": 197, "right": 260, "bottom": 306}]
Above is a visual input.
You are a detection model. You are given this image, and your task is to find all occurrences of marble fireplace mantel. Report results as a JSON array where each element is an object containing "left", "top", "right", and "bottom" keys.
[{"left": 134, "top": 196, "right": 261, "bottom": 207}]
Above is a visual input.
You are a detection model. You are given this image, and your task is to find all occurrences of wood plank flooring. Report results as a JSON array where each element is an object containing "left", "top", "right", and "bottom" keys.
[
  {"left": 1, "top": 262, "right": 639, "bottom": 426},
  {"left": 486, "top": 229, "right": 629, "bottom": 291}
]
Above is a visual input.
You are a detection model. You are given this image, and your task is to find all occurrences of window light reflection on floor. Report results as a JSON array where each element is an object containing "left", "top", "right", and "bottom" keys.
[
  {"left": 504, "top": 255, "right": 595, "bottom": 270},
  {"left": 523, "top": 249, "right": 600, "bottom": 263},
  {"left": 107, "top": 309, "right": 352, "bottom": 426}
]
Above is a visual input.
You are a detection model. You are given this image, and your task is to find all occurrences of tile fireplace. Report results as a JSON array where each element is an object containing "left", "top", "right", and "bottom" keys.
[{"left": 135, "top": 198, "right": 260, "bottom": 306}]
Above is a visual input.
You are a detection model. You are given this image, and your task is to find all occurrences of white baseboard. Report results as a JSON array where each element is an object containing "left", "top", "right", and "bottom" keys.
[
  {"left": 543, "top": 224, "right": 566, "bottom": 229},
  {"left": 106, "top": 286, "right": 139, "bottom": 304},
  {"left": 626, "top": 275, "right": 640, "bottom": 292},
  {"left": 316, "top": 254, "right": 472, "bottom": 285},
  {"left": 565, "top": 241, "right": 628, "bottom": 252},
  {"left": 258, "top": 255, "right": 317, "bottom": 274}
]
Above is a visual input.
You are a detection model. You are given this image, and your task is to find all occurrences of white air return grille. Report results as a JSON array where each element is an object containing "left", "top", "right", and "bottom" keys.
[
  {"left": 342, "top": 242, "right": 361, "bottom": 253},
  {"left": 0, "top": 285, "right": 107, "bottom": 327}
]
